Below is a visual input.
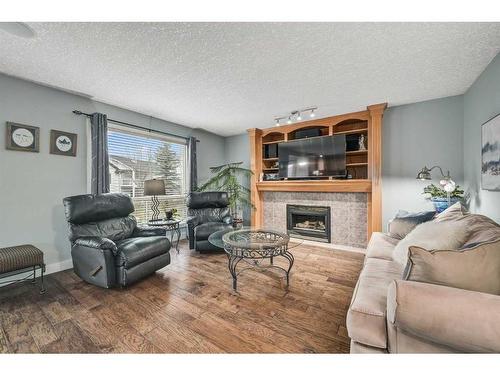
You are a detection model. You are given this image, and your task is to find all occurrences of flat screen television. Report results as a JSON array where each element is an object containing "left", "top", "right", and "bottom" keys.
[{"left": 278, "top": 135, "right": 346, "bottom": 179}]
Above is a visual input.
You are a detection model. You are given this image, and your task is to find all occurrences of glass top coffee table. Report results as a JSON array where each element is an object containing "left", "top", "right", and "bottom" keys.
[{"left": 208, "top": 227, "right": 301, "bottom": 291}]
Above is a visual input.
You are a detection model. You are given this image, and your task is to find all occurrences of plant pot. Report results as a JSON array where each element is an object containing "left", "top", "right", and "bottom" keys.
[
  {"left": 165, "top": 210, "right": 173, "bottom": 220},
  {"left": 430, "top": 197, "right": 461, "bottom": 213}
]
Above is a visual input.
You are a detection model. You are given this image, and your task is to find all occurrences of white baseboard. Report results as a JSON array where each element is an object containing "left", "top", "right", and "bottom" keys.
[{"left": 45, "top": 259, "right": 73, "bottom": 274}]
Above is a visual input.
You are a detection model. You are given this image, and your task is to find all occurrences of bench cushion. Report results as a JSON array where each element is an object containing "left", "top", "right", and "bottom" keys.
[{"left": 0, "top": 244, "right": 44, "bottom": 274}]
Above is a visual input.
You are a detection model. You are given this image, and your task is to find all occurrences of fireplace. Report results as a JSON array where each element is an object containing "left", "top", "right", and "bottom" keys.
[{"left": 286, "top": 204, "right": 331, "bottom": 243}]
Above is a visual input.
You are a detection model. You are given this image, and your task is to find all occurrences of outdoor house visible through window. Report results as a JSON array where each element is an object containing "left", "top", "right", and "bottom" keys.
[{"left": 107, "top": 123, "right": 189, "bottom": 224}]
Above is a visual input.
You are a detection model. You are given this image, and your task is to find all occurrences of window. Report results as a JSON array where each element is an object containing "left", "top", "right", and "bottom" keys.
[{"left": 108, "top": 123, "right": 189, "bottom": 224}]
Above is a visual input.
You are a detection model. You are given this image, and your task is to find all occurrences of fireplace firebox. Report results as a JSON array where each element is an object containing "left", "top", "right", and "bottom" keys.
[{"left": 286, "top": 205, "right": 331, "bottom": 243}]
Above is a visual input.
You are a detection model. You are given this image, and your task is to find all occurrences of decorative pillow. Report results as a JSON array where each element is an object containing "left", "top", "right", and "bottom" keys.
[
  {"left": 403, "top": 240, "right": 500, "bottom": 295},
  {"left": 388, "top": 210, "right": 436, "bottom": 240},
  {"left": 392, "top": 220, "right": 470, "bottom": 266},
  {"left": 433, "top": 202, "right": 467, "bottom": 223}
]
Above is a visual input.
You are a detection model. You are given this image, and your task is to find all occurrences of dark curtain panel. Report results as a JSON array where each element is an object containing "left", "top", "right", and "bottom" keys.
[
  {"left": 188, "top": 136, "right": 198, "bottom": 192},
  {"left": 90, "top": 112, "right": 110, "bottom": 194}
]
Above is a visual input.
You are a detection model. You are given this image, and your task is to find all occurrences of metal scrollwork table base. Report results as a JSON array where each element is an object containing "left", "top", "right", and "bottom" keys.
[{"left": 209, "top": 228, "right": 297, "bottom": 292}]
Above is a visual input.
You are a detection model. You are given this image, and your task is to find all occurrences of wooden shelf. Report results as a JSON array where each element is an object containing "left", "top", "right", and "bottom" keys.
[
  {"left": 262, "top": 140, "right": 284, "bottom": 145},
  {"left": 346, "top": 150, "right": 368, "bottom": 155},
  {"left": 333, "top": 128, "right": 368, "bottom": 135},
  {"left": 256, "top": 179, "right": 372, "bottom": 193},
  {"left": 262, "top": 157, "right": 279, "bottom": 161},
  {"left": 262, "top": 168, "right": 279, "bottom": 171},
  {"left": 346, "top": 162, "right": 368, "bottom": 167}
]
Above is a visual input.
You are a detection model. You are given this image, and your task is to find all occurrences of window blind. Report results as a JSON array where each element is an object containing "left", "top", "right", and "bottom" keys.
[{"left": 107, "top": 123, "right": 188, "bottom": 224}]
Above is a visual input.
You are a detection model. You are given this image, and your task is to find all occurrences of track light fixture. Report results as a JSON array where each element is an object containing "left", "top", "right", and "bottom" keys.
[{"left": 273, "top": 107, "right": 317, "bottom": 126}]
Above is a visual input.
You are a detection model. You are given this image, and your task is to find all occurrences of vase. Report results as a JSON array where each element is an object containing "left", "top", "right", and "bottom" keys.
[{"left": 430, "top": 197, "right": 460, "bottom": 213}]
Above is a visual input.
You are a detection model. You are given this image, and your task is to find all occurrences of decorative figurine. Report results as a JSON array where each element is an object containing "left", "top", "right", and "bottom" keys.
[{"left": 358, "top": 134, "right": 367, "bottom": 151}]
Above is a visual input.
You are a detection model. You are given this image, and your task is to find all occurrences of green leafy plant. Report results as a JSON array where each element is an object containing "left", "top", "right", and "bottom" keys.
[
  {"left": 197, "top": 162, "right": 254, "bottom": 218},
  {"left": 423, "top": 184, "right": 464, "bottom": 199}
]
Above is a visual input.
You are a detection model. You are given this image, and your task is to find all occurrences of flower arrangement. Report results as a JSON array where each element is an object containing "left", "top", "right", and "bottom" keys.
[
  {"left": 423, "top": 183, "right": 464, "bottom": 212},
  {"left": 422, "top": 183, "right": 464, "bottom": 199}
]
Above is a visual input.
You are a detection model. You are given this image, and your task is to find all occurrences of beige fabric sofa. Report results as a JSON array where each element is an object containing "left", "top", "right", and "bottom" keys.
[{"left": 346, "top": 211, "right": 500, "bottom": 353}]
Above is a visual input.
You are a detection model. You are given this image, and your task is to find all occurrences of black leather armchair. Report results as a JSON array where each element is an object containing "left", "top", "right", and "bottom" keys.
[
  {"left": 62, "top": 193, "right": 171, "bottom": 288},
  {"left": 186, "top": 192, "right": 233, "bottom": 252}
]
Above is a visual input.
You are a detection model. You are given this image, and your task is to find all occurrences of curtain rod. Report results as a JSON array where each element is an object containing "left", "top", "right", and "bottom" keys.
[{"left": 72, "top": 110, "right": 196, "bottom": 142}]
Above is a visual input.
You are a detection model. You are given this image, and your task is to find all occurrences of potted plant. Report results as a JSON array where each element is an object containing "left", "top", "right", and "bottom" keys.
[
  {"left": 165, "top": 208, "right": 178, "bottom": 220},
  {"left": 423, "top": 183, "right": 464, "bottom": 213},
  {"left": 197, "top": 162, "right": 254, "bottom": 226}
]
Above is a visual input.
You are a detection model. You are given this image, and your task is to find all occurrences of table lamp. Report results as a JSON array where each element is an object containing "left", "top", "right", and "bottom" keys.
[
  {"left": 416, "top": 165, "right": 456, "bottom": 205},
  {"left": 144, "top": 178, "right": 166, "bottom": 222}
]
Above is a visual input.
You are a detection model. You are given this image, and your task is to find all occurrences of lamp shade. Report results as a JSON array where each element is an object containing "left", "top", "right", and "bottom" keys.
[
  {"left": 144, "top": 179, "right": 166, "bottom": 196},
  {"left": 416, "top": 167, "right": 432, "bottom": 180}
]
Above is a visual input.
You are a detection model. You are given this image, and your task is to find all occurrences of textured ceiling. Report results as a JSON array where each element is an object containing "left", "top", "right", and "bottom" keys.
[{"left": 0, "top": 23, "right": 499, "bottom": 136}]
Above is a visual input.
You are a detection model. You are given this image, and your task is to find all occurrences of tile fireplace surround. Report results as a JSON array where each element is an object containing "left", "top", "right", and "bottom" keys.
[{"left": 263, "top": 192, "right": 368, "bottom": 248}]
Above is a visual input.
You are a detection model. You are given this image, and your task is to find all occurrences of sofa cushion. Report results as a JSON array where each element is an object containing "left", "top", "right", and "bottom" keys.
[
  {"left": 365, "top": 232, "right": 399, "bottom": 262},
  {"left": 404, "top": 239, "right": 500, "bottom": 295},
  {"left": 115, "top": 236, "right": 170, "bottom": 268},
  {"left": 392, "top": 220, "right": 470, "bottom": 266},
  {"left": 194, "top": 222, "right": 232, "bottom": 240},
  {"left": 388, "top": 210, "right": 436, "bottom": 240},
  {"left": 347, "top": 258, "right": 403, "bottom": 349},
  {"left": 433, "top": 201, "right": 466, "bottom": 222}
]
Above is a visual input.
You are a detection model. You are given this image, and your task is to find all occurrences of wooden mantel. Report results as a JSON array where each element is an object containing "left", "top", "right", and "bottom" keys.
[{"left": 248, "top": 103, "right": 387, "bottom": 240}]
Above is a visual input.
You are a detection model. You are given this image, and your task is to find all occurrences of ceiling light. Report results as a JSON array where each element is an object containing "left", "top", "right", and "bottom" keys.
[
  {"left": 0, "top": 22, "right": 36, "bottom": 39},
  {"left": 275, "top": 119, "right": 280, "bottom": 126},
  {"left": 310, "top": 109, "right": 316, "bottom": 118},
  {"left": 297, "top": 112, "right": 302, "bottom": 121},
  {"left": 287, "top": 117, "right": 292, "bottom": 124}
]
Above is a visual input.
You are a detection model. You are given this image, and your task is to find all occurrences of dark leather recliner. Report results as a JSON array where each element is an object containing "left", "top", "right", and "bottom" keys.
[
  {"left": 62, "top": 193, "right": 171, "bottom": 288},
  {"left": 186, "top": 192, "right": 233, "bottom": 252}
]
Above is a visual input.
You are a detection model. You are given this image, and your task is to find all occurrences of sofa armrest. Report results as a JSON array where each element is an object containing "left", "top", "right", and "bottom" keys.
[
  {"left": 387, "top": 280, "right": 500, "bottom": 352},
  {"left": 74, "top": 236, "right": 117, "bottom": 255},
  {"left": 132, "top": 226, "right": 167, "bottom": 237}
]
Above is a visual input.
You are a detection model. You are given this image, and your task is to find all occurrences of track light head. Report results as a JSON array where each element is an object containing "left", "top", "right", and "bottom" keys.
[
  {"left": 287, "top": 117, "right": 292, "bottom": 124},
  {"left": 297, "top": 112, "right": 302, "bottom": 121},
  {"left": 310, "top": 109, "right": 316, "bottom": 118},
  {"left": 275, "top": 118, "right": 280, "bottom": 126}
]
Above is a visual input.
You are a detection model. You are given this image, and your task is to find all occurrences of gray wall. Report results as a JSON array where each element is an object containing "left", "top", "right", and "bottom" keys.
[
  {"left": 224, "top": 133, "right": 250, "bottom": 168},
  {"left": 0, "top": 73, "right": 225, "bottom": 273},
  {"left": 382, "top": 95, "right": 464, "bottom": 227},
  {"left": 463, "top": 53, "right": 500, "bottom": 223}
]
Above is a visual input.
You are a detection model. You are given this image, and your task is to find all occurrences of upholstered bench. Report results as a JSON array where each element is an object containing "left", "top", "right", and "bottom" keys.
[{"left": 0, "top": 244, "right": 46, "bottom": 294}]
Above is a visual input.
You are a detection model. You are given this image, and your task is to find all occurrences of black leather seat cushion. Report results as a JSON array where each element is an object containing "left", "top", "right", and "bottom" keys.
[
  {"left": 194, "top": 222, "right": 232, "bottom": 241},
  {"left": 115, "top": 236, "right": 170, "bottom": 268}
]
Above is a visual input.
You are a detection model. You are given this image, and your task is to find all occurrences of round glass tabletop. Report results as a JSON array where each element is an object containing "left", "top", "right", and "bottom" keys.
[{"left": 208, "top": 226, "right": 303, "bottom": 250}]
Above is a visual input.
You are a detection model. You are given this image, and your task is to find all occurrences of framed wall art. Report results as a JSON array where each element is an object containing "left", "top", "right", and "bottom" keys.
[
  {"left": 481, "top": 113, "right": 500, "bottom": 191},
  {"left": 50, "top": 129, "right": 77, "bottom": 156},
  {"left": 5, "top": 122, "right": 40, "bottom": 152}
]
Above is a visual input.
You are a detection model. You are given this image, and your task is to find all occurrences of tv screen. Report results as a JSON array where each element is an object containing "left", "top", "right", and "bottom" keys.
[{"left": 278, "top": 135, "right": 346, "bottom": 178}]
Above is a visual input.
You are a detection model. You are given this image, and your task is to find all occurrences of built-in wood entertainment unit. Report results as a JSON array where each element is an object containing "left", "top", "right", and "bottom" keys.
[{"left": 247, "top": 103, "right": 387, "bottom": 239}]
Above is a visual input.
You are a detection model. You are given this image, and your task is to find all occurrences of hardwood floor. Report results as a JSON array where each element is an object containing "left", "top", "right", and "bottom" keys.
[{"left": 0, "top": 240, "right": 364, "bottom": 353}]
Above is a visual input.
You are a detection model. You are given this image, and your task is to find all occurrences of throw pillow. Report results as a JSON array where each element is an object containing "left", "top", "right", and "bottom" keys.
[
  {"left": 433, "top": 202, "right": 467, "bottom": 222},
  {"left": 392, "top": 220, "right": 470, "bottom": 266},
  {"left": 403, "top": 239, "right": 500, "bottom": 295},
  {"left": 388, "top": 210, "right": 436, "bottom": 240}
]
